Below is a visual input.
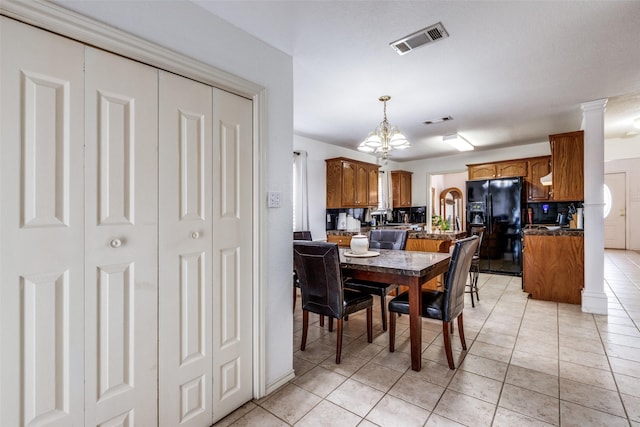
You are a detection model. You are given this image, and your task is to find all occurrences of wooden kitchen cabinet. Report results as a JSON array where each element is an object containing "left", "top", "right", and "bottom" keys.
[
  {"left": 391, "top": 170, "right": 412, "bottom": 208},
  {"left": 467, "top": 159, "right": 527, "bottom": 180},
  {"left": 523, "top": 233, "right": 584, "bottom": 304},
  {"left": 325, "top": 157, "right": 380, "bottom": 208},
  {"left": 527, "top": 156, "right": 551, "bottom": 201},
  {"left": 326, "top": 234, "right": 352, "bottom": 247},
  {"left": 550, "top": 131, "right": 584, "bottom": 201}
]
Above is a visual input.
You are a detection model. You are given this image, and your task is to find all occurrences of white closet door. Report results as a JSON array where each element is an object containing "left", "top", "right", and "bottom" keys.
[
  {"left": 84, "top": 47, "right": 158, "bottom": 427},
  {"left": 158, "top": 71, "right": 214, "bottom": 426},
  {"left": 0, "top": 17, "right": 85, "bottom": 427},
  {"left": 211, "top": 88, "right": 254, "bottom": 423}
]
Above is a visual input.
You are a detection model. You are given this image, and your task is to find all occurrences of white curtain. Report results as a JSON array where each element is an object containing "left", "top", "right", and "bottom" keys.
[{"left": 293, "top": 151, "right": 309, "bottom": 231}]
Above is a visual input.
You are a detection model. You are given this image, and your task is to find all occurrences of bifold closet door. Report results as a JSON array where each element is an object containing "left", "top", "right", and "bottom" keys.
[
  {"left": 0, "top": 17, "right": 86, "bottom": 427},
  {"left": 211, "top": 88, "right": 253, "bottom": 423},
  {"left": 158, "top": 71, "right": 214, "bottom": 426},
  {"left": 84, "top": 47, "right": 158, "bottom": 426}
]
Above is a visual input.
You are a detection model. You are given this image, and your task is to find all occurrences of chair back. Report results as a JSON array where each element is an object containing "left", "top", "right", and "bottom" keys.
[
  {"left": 293, "top": 231, "right": 312, "bottom": 241},
  {"left": 470, "top": 227, "right": 485, "bottom": 257},
  {"left": 442, "top": 236, "right": 480, "bottom": 321},
  {"left": 293, "top": 241, "right": 345, "bottom": 319},
  {"left": 369, "top": 229, "right": 408, "bottom": 250}
]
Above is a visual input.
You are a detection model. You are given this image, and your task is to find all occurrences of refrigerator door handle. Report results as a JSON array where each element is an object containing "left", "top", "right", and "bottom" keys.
[{"left": 487, "top": 194, "right": 493, "bottom": 233}]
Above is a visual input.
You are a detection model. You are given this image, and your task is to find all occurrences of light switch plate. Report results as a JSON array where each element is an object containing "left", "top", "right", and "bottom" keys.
[{"left": 267, "top": 191, "right": 281, "bottom": 208}]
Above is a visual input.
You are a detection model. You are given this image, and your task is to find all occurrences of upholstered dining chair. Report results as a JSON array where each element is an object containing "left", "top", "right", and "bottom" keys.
[
  {"left": 388, "top": 235, "right": 479, "bottom": 369},
  {"left": 344, "top": 229, "right": 408, "bottom": 331},
  {"left": 467, "top": 227, "right": 485, "bottom": 307},
  {"left": 293, "top": 241, "right": 373, "bottom": 363},
  {"left": 293, "top": 231, "right": 313, "bottom": 312}
]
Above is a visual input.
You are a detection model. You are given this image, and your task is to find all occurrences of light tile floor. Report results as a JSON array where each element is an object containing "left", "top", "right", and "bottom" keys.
[{"left": 215, "top": 249, "right": 640, "bottom": 426}]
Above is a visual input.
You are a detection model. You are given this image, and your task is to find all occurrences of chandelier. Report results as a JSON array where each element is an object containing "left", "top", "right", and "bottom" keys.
[{"left": 357, "top": 95, "right": 410, "bottom": 159}]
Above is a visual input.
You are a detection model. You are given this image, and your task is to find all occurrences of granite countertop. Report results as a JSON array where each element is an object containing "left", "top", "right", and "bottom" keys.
[
  {"left": 327, "top": 228, "right": 467, "bottom": 240},
  {"left": 523, "top": 226, "right": 584, "bottom": 237}
]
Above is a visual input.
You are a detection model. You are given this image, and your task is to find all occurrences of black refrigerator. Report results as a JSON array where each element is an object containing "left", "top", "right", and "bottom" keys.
[{"left": 466, "top": 177, "right": 523, "bottom": 275}]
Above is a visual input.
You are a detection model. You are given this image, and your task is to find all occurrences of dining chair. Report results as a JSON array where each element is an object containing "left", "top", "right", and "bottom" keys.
[
  {"left": 293, "top": 231, "right": 313, "bottom": 313},
  {"left": 344, "top": 229, "right": 408, "bottom": 331},
  {"left": 293, "top": 241, "right": 373, "bottom": 363},
  {"left": 388, "top": 235, "right": 479, "bottom": 369},
  {"left": 467, "top": 227, "right": 484, "bottom": 307}
]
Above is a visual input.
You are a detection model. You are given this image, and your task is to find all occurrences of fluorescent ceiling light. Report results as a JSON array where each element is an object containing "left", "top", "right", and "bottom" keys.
[
  {"left": 634, "top": 117, "right": 640, "bottom": 129},
  {"left": 443, "top": 133, "right": 474, "bottom": 151}
]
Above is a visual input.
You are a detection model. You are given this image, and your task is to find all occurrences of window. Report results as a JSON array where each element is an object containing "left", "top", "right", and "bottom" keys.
[{"left": 603, "top": 183, "right": 612, "bottom": 218}]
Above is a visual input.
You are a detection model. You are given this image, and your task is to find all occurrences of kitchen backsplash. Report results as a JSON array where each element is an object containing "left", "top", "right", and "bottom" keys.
[
  {"left": 325, "top": 206, "right": 427, "bottom": 230},
  {"left": 526, "top": 201, "right": 583, "bottom": 225}
]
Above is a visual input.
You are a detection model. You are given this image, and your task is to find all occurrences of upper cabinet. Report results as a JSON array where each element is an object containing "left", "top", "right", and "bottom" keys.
[
  {"left": 326, "top": 157, "right": 380, "bottom": 208},
  {"left": 550, "top": 130, "right": 584, "bottom": 201},
  {"left": 467, "top": 159, "right": 527, "bottom": 180},
  {"left": 391, "top": 170, "right": 412, "bottom": 208},
  {"left": 527, "top": 156, "right": 551, "bottom": 201}
]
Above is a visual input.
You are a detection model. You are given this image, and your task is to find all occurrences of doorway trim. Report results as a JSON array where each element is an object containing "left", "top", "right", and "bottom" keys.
[{"left": 1, "top": 0, "right": 267, "bottom": 398}]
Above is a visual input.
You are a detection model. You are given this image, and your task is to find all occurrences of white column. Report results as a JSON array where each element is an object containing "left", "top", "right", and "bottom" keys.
[{"left": 581, "top": 99, "right": 608, "bottom": 314}]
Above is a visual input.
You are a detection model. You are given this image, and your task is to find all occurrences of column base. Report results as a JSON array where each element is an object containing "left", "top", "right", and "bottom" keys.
[{"left": 581, "top": 289, "right": 608, "bottom": 315}]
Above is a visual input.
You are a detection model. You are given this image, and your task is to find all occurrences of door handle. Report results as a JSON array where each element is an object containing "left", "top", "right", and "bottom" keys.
[{"left": 109, "top": 238, "right": 122, "bottom": 248}]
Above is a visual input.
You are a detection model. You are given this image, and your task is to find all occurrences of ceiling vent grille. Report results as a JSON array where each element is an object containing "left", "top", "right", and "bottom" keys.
[{"left": 390, "top": 22, "right": 449, "bottom": 55}]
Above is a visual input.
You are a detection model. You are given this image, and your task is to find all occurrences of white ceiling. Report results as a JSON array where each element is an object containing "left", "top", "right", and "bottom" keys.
[{"left": 194, "top": 0, "right": 640, "bottom": 162}]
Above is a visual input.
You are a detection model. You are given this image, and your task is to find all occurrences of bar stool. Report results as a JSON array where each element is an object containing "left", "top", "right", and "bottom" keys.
[{"left": 467, "top": 227, "right": 484, "bottom": 307}]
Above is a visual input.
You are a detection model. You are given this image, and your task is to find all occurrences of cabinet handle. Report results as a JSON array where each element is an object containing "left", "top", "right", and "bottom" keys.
[
  {"left": 109, "top": 239, "right": 122, "bottom": 248},
  {"left": 191, "top": 231, "right": 200, "bottom": 239}
]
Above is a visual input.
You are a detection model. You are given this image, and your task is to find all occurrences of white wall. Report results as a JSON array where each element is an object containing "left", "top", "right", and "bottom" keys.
[
  {"left": 605, "top": 157, "right": 640, "bottom": 250},
  {"left": 55, "top": 0, "right": 295, "bottom": 390}
]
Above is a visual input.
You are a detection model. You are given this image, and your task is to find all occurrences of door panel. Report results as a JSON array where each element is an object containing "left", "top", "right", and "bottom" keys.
[
  {"left": 212, "top": 88, "right": 253, "bottom": 423},
  {"left": 1, "top": 17, "right": 85, "bottom": 427},
  {"left": 604, "top": 173, "right": 626, "bottom": 249},
  {"left": 158, "top": 70, "right": 214, "bottom": 427},
  {"left": 84, "top": 47, "right": 158, "bottom": 427}
]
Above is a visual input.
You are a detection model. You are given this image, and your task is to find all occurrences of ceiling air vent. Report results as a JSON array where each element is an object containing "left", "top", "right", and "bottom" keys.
[{"left": 390, "top": 22, "right": 449, "bottom": 56}]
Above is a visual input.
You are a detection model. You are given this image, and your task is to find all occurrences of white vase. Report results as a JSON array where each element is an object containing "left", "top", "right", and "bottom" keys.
[{"left": 350, "top": 234, "right": 369, "bottom": 255}]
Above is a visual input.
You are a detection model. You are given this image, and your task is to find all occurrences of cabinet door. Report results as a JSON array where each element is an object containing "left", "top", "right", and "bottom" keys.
[
  {"left": 468, "top": 164, "right": 496, "bottom": 180},
  {"left": 1, "top": 18, "right": 85, "bottom": 427},
  {"left": 527, "top": 157, "right": 551, "bottom": 201},
  {"left": 496, "top": 160, "right": 527, "bottom": 178},
  {"left": 368, "top": 166, "right": 379, "bottom": 206},
  {"left": 341, "top": 160, "right": 357, "bottom": 206},
  {"left": 551, "top": 131, "right": 584, "bottom": 201},
  {"left": 400, "top": 173, "right": 412, "bottom": 207},
  {"left": 325, "top": 159, "right": 342, "bottom": 208},
  {"left": 84, "top": 47, "right": 158, "bottom": 427},
  {"left": 355, "top": 163, "right": 369, "bottom": 206},
  {"left": 158, "top": 71, "right": 213, "bottom": 427}
]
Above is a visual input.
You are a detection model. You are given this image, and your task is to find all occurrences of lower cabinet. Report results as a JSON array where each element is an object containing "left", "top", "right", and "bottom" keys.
[
  {"left": 405, "top": 238, "right": 454, "bottom": 291},
  {"left": 523, "top": 234, "right": 584, "bottom": 304},
  {"left": 327, "top": 234, "right": 352, "bottom": 247}
]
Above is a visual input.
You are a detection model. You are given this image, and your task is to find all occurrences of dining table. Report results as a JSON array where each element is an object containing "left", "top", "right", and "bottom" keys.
[{"left": 340, "top": 248, "right": 451, "bottom": 371}]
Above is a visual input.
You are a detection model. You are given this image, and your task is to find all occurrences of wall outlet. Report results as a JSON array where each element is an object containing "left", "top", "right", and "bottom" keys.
[{"left": 267, "top": 191, "right": 281, "bottom": 208}]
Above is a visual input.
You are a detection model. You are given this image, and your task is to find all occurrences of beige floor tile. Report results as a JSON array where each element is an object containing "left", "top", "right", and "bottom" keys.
[
  {"left": 325, "top": 378, "right": 384, "bottom": 417},
  {"left": 605, "top": 341, "right": 640, "bottom": 363},
  {"left": 292, "top": 365, "right": 346, "bottom": 397},
  {"left": 341, "top": 337, "right": 385, "bottom": 361},
  {"left": 615, "top": 372, "right": 640, "bottom": 397},
  {"left": 559, "top": 345, "right": 610, "bottom": 370},
  {"left": 404, "top": 359, "right": 457, "bottom": 388},
  {"left": 319, "top": 352, "right": 368, "bottom": 377},
  {"left": 387, "top": 373, "right": 445, "bottom": 411},
  {"left": 475, "top": 330, "right": 517, "bottom": 349},
  {"left": 609, "top": 355, "right": 640, "bottom": 378},
  {"left": 492, "top": 407, "right": 556, "bottom": 427},
  {"left": 447, "top": 370, "right": 502, "bottom": 404},
  {"left": 356, "top": 419, "right": 378, "bottom": 427},
  {"left": 602, "top": 332, "right": 640, "bottom": 349},
  {"left": 559, "top": 360, "right": 617, "bottom": 391},
  {"left": 227, "top": 406, "right": 289, "bottom": 427},
  {"left": 295, "top": 400, "right": 362, "bottom": 427},
  {"left": 422, "top": 342, "right": 466, "bottom": 368},
  {"left": 623, "top": 393, "right": 640, "bottom": 423},
  {"left": 294, "top": 342, "right": 336, "bottom": 365},
  {"left": 293, "top": 356, "right": 316, "bottom": 378},
  {"left": 514, "top": 336, "right": 558, "bottom": 359},
  {"left": 213, "top": 402, "right": 258, "bottom": 427},
  {"left": 559, "top": 400, "right": 629, "bottom": 427},
  {"left": 559, "top": 334, "right": 606, "bottom": 355},
  {"left": 351, "top": 361, "right": 404, "bottom": 392},
  {"left": 371, "top": 347, "right": 411, "bottom": 372},
  {"left": 559, "top": 378, "right": 626, "bottom": 417},
  {"left": 366, "top": 394, "right": 430, "bottom": 427},
  {"left": 498, "top": 383, "right": 559, "bottom": 426},
  {"left": 505, "top": 365, "right": 559, "bottom": 397},
  {"left": 459, "top": 353, "right": 508, "bottom": 381},
  {"left": 468, "top": 340, "right": 513, "bottom": 363},
  {"left": 510, "top": 349, "right": 558, "bottom": 376},
  {"left": 432, "top": 389, "right": 496, "bottom": 427},
  {"left": 424, "top": 413, "right": 466, "bottom": 426},
  {"left": 259, "top": 383, "right": 321, "bottom": 424}
]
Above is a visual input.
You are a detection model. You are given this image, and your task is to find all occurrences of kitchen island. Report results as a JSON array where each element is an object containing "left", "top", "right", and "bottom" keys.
[{"left": 522, "top": 227, "right": 584, "bottom": 304}]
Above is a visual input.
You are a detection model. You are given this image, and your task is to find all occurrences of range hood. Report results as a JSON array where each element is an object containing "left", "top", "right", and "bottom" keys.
[{"left": 540, "top": 172, "right": 552, "bottom": 186}]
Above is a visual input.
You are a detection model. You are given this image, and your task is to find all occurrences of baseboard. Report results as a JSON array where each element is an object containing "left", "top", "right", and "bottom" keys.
[{"left": 264, "top": 369, "right": 295, "bottom": 396}]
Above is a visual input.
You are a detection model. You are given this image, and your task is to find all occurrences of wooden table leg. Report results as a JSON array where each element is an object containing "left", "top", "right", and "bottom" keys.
[{"left": 408, "top": 278, "right": 422, "bottom": 371}]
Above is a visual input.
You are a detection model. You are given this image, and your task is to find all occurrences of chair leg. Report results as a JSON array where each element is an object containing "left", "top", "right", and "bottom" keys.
[
  {"left": 442, "top": 321, "right": 455, "bottom": 370},
  {"left": 328, "top": 317, "right": 333, "bottom": 332},
  {"left": 336, "top": 318, "right": 343, "bottom": 364},
  {"left": 293, "top": 285, "right": 297, "bottom": 312},
  {"left": 366, "top": 307, "right": 373, "bottom": 343},
  {"left": 468, "top": 271, "right": 475, "bottom": 308},
  {"left": 319, "top": 315, "right": 324, "bottom": 327},
  {"left": 474, "top": 272, "right": 480, "bottom": 302},
  {"left": 301, "top": 310, "right": 309, "bottom": 351},
  {"left": 380, "top": 295, "right": 387, "bottom": 332},
  {"left": 457, "top": 313, "right": 467, "bottom": 350},
  {"left": 389, "top": 309, "right": 396, "bottom": 352}
]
